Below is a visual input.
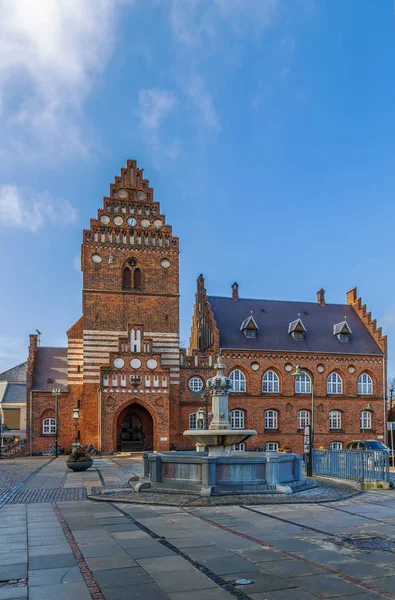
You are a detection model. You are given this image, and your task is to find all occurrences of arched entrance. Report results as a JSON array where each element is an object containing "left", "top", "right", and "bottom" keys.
[{"left": 116, "top": 403, "right": 153, "bottom": 452}]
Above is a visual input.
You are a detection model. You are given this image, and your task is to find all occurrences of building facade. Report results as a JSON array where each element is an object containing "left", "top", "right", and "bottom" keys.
[{"left": 25, "top": 160, "right": 387, "bottom": 455}]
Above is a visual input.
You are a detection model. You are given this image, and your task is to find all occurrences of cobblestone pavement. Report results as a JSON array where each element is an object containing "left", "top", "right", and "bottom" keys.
[
  {"left": 0, "top": 458, "right": 51, "bottom": 498},
  {"left": 1, "top": 456, "right": 395, "bottom": 599}
]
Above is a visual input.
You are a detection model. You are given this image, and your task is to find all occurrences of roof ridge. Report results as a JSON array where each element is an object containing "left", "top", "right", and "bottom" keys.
[{"left": 208, "top": 295, "right": 347, "bottom": 306}]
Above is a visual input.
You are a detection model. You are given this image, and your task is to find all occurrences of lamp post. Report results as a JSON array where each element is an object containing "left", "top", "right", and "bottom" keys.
[
  {"left": 197, "top": 407, "right": 205, "bottom": 430},
  {"left": 203, "top": 390, "right": 210, "bottom": 429},
  {"left": 73, "top": 406, "right": 80, "bottom": 449},
  {"left": 291, "top": 365, "right": 314, "bottom": 477},
  {"left": 52, "top": 389, "right": 61, "bottom": 457}
]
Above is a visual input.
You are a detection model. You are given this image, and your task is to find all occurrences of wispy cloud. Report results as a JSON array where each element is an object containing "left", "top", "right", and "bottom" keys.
[
  {"left": 0, "top": 185, "right": 78, "bottom": 232},
  {"left": 0, "top": 0, "right": 125, "bottom": 162},
  {"left": 187, "top": 75, "right": 220, "bottom": 133},
  {"left": 135, "top": 88, "right": 180, "bottom": 160},
  {"left": 73, "top": 255, "right": 81, "bottom": 272}
]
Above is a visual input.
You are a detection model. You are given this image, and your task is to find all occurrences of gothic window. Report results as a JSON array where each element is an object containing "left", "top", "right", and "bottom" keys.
[
  {"left": 230, "top": 369, "right": 246, "bottom": 392},
  {"left": 42, "top": 418, "right": 56, "bottom": 435},
  {"left": 360, "top": 411, "right": 372, "bottom": 430},
  {"left": 153, "top": 375, "right": 159, "bottom": 388},
  {"left": 265, "top": 442, "right": 279, "bottom": 451},
  {"left": 112, "top": 374, "right": 117, "bottom": 386},
  {"left": 130, "top": 329, "right": 141, "bottom": 353},
  {"left": 297, "top": 410, "right": 310, "bottom": 429},
  {"left": 102, "top": 374, "right": 109, "bottom": 386},
  {"left": 134, "top": 268, "right": 142, "bottom": 289},
  {"left": 230, "top": 409, "right": 244, "bottom": 429},
  {"left": 120, "top": 374, "right": 126, "bottom": 387},
  {"left": 295, "top": 371, "right": 311, "bottom": 394},
  {"left": 189, "top": 413, "right": 198, "bottom": 429},
  {"left": 123, "top": 268, "right": 131, "bottom": 289},
  {"left": 327, "top": 372, "right": 343, "bottom": 394},
  {"left": 358, "top": 373, "right": 373, "bottom": 395},
  {"left": 329, "top": 411, "right": 342, "bottom": 429},
  {"left": 330, "top": 441, "right": 343, "bottom": 450},
  {"left": 262, "top": 370, "right": 279, "bottom": 393},
  {"left": 264, "top": 410, "right": 278, "bottom": 429}
]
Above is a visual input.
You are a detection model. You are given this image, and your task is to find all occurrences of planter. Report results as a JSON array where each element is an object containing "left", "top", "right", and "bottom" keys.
[{"left": 67, "top": 460, "right": 93, "bottom": 472}]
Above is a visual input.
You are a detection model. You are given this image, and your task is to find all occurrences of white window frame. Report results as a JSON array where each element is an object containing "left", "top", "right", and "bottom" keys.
[
  {"left": 265, "top": 442, "right": 279, "bottom": 451},
  {"left": 329, "top": 441, "right": 343, "bottom": 450},
  {"left": 42, "top": 418, "right": 56, "bottom": 435},
  {"left": 262, "top": 370, "right": 279, "bottom": 393},
  {"left": 329, "top": 411, "right": 341, "bottom": 430},
  {"left": 358, "top": 373, "right": 373, "bottom": 395},
  {"left": 360, "top": 411, "right": 372, "bottom": 430},
  {"left": 189, "top": 377, "right": 204, "bottom": 393},
  {"left": 327, "top": 372, "right": 343, "bottom": 394},
  {"left": 189, "top": 413, "right": 198, "bottom": 429},
  {"left": 295, "top": 371, "right": 311, "bottom": 394},
  {"left": 230, "top": 369, "right": 246, "bottom": 393},
  {"left": 264, "top": 410, "right": 278, "bottom": 430},
  {"left": 297, "top": 410, "right": 310, "bottom": 429},
  {"left": 231, "top": 443, "right": 245, "bottom": 451},
  {"left": 230, "top": 409, "right": 244, "bottom": 429}
]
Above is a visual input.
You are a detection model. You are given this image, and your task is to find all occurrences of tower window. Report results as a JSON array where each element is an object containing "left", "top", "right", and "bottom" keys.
[
  {"left": 134, "top": 268, "right": 141, "bottom": 289},
  {"left": 123, "top": 268, "right": 131, "bottom": 289}
]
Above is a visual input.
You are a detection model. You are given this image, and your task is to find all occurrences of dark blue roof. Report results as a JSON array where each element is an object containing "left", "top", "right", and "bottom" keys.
[
  {"left": 0, "top": 382, "right": 26, "bottom": 403},
  {"left": 209, "top": 297, "right": 383, "bottom": 355}
]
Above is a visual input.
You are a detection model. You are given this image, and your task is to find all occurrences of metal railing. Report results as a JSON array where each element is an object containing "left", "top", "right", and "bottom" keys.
[{"left": 312, "top": 449, "right": 389, "bottom": 482}]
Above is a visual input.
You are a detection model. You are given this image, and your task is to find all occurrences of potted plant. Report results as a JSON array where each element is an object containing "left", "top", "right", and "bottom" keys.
[{"left": 66, "top": 447, "right": 93, "bottom": 472}]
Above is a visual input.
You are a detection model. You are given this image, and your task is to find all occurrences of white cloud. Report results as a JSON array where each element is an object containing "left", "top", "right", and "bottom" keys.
[
  {"left": 135, "top": 88, "right": 180, "bottom": 160},
  {"left": 0, "top": 0, "right": 125, "bottom": 161},
  {"left": 0, "top": 185, "right": 78, "bottom": 232},
  {"left": 187, "top": 75, "right": 220, "bottom": 133},
  {"left": 73, "top": 255, "right": 81, "bottom": 272}
]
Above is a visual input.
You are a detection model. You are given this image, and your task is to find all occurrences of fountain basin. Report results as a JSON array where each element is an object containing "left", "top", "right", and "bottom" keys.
[{"left": 183, "top": 429, "right": 257, "bottom": 456}]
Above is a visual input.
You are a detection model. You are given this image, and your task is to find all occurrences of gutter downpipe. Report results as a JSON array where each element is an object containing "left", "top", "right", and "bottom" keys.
[
  {"left": 97, "top": 387, "right": 102, "bottom": 453},
  {"left": 29, "top": 391, "right": 33, "bottom": 456},
  {"left": 383, "top": 358, "right": 387, "bottom": 446}
]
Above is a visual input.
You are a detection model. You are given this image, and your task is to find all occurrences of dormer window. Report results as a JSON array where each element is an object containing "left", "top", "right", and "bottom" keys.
[
  {"left": 333, "top": 321, "right": 352, "bottom": 342},
  {"left": 240, "top": 314, "right": 258, "bottom": 339},
  {"left": 288, "top": 318, "right": 306, "bottom": 341}
]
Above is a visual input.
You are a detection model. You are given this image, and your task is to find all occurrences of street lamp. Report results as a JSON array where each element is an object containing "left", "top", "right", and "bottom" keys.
[
  {"left": 73, "top": 406, "right": 80, "bottom": 447},
  {"left": 291, "top": 365, "right": 314, "bottom": 477},
  {"left": 52, "top": 389, "right": 61, "bottom": 457},
  {"left": 197, "top": 407, "right": 205, "bottom": 430}
]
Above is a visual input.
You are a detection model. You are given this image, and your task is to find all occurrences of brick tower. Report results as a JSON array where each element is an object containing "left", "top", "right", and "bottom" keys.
[{"left": 68, "top": 160, "right": 180, "bottom": 452}]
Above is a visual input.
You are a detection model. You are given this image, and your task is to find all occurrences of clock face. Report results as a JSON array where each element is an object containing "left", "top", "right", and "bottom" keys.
[
  {"left": 113, "top": 216, "right": 123, "bottom": 226},
  {"left": 141, "top": 218, "right": 150, "bottom": 228},
  {"left": 127, "top": 217, "right": 137, "bottom": 227},
  {"left": 100, "top": 215, "right": 110, "bottom": 225}
]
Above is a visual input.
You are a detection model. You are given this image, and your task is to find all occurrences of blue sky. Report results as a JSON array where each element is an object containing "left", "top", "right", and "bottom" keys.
[{"left": 1, "top": 0, "right": 395, "bottom": 376}]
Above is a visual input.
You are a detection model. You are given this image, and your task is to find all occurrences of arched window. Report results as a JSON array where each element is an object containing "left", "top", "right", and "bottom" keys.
[
  {"left": 123, "top": 268, "right": 131, "bottom": 289},
  {"left": 232, "top": 443, "right": 245, "bottom": 451},
  {"left": 265, "top": 442, "right": 279, "bottom": 451},
  {"left": 330, "top": 441, "right": 343, "bottom": 450},
  {"left": 329, "top": 411, "right": 341, "bottom": 430},
  {"left": 230, "top": 369, "right": 246, "bottom": 392},
  {"left": 189, "top": 413, "right": 197, "bottom": 429},
  {"left": 230, "top": 409, "right": 244, "bottom": 429},
  {"left": 134, "top": 268, "right": 142, "bottom": 289},
  {"left": 295, "top": 371, "right": 311, "bottom": 394},
  {"left": 264, "top": 410, "right": 278, "bottom": 429},
  {"left": 358, "top": 373, "right": 373, "bottom": 395},
  {"left": 42, "top": 418, "right": 56, "bottom": 435},
  {"left": 360, "top": 411, "right": 372, "bottom": 430},
  {"left": 297, "top": 410, "right": 310, "bottom": 429},
  {"left": 262, "top": 370, "right": 279, "bottom": 393},
  {"left": 327, "top": 372, "right": 343, "bottom": 394}
]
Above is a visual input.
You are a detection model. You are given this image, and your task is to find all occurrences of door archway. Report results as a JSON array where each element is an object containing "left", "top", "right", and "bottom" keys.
[{"left": 116, "top": 403, "right": 153, "bottom": 451}]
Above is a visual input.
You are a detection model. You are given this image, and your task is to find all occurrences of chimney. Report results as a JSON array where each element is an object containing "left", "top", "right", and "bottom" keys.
[
  {"left": 317, "top": 288, "right": 326, "bottom": 306},
  {"left": 232, "top": 282, "right": 239, "bottom": 301}
]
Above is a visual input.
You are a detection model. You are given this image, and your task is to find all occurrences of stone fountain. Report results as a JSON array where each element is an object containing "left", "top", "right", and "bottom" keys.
[{"left": 139, "top": 355, "right": 310, "bottom": 496}]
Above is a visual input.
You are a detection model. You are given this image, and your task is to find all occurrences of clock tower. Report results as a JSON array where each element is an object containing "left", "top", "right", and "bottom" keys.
[{"left": 68, "top": 160, "right": 180, "bottom": 452}]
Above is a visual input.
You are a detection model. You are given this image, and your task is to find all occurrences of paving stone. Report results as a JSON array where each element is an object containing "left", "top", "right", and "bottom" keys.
[
  {"left": 102, "top": 583, "right": 170, "bottom": 600},
  {"left": 289, "top": 574, "right": 367, "bottom": 597},
  {"left": 136, "top": 555, "right": 193, "bottom": 574},
  {"left": 366, "top": 576, "right": 395, "bottom": 593},
  {"left": 0, "top": 585, "right": 27, "bottom": 599},
  {"left": 169, "top": 587, "right": 235, "bottom": 600},
  {"left": 0, "top": 565, "right": 27, "bottom": 582},
  {"left": 223, "top": 571, "right": 295, "bottom": 593},
  {"left": 185, "top": 545, "right": 234, "bottom": 561},
  {"left": 104, "top": 523, "right": 140, "bottom": 533},
  {"left": 28, "top": 553, "right": 76, "bottom": 570},
  {"left": 149, "top": 570, "right": 218, "bottom": 593},
  {"left": 97, "top": 517, "right": 132, "bottom": 526},
  {"left": 126, "top": 544, "right": 176, "bottom": 559},
  {"left": 235, "top": 547, "right": 292, "bottom": 563},
  {"left": 28, "top": 566, "right": 84, "bottom": 587},
  {"left": 28, "top": 582, "right": 91, "bottom": 600},
  {"left": 28, "top": 545, "right": 71, "bottom": 557},
  {"left": 94, "top": 567, "right": 154, "bottom": 588},
  {"left": 259, "top": 558, "right": 325, "bottom": 578},
  {"left": 80, "top": 542, "right": 123, "bottom": 558},
  {"left": 87, "top": 553, "right": 137, "bottom": 571},
  {"left": 202, "top": 555, "right": 259, "bottom": 575},
  {"left": 249, "top": 589, "right": 322, "bottom": 600},
  {"left": 0, "top": 554, "right": 26, "bottom": 566}
]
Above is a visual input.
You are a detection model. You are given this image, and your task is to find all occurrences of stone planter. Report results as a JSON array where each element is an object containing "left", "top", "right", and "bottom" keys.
[{"left": 67, "top": 460, "right": 93, "bottom": 472}]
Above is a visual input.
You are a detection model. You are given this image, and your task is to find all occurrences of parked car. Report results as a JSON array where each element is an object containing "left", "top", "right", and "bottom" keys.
[{"left": 346, "top": 440, "right": 390, "bottom": 452}]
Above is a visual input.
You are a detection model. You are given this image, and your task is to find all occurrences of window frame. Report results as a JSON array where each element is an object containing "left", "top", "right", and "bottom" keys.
[
  {"left": 265, "top": 442, "right": 279, "bottom": 451},
  {"left": 42, "top": 418, "right": 56, "bottom": 435},
  {"left": 230, "top": 409, "right": 245, "bottom": 429},
  {"left": 189, "top": 413, "right": 198, "bottom": 429},
  {"left": 231, "top": 443, "right": 245, "bottom": 451},
  {"left": 229, "top": 369, "right": 246, "bottom": 393},
  {"left": 358, "top": 373, "right": 373, "bottom": 395},
  {"left": 189, "top": 377, "right": 204, "bottom": 393},
  {"left": 360, "top": 410, "right": 372, "bottom": 430},
  {"left": 295, "top": 371, "right": 311, "bottom": 394},
  {"left": 327, "top": 372, "right": 343, "bottom": 395},
  {"left": 262, "top": 370, "right": 280, "bottom": 394},
  {"left": 264, "top": 409, "right": 278, "bottom": 430},
  {"left": 297, "top": 410, "right": 310, "bottom": 429},
  {"left": 329, "top": 441, "right": 343, "bottom": 450},
  {"left": 329, "top": 410, "right": 342, "bottom": 430}
]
